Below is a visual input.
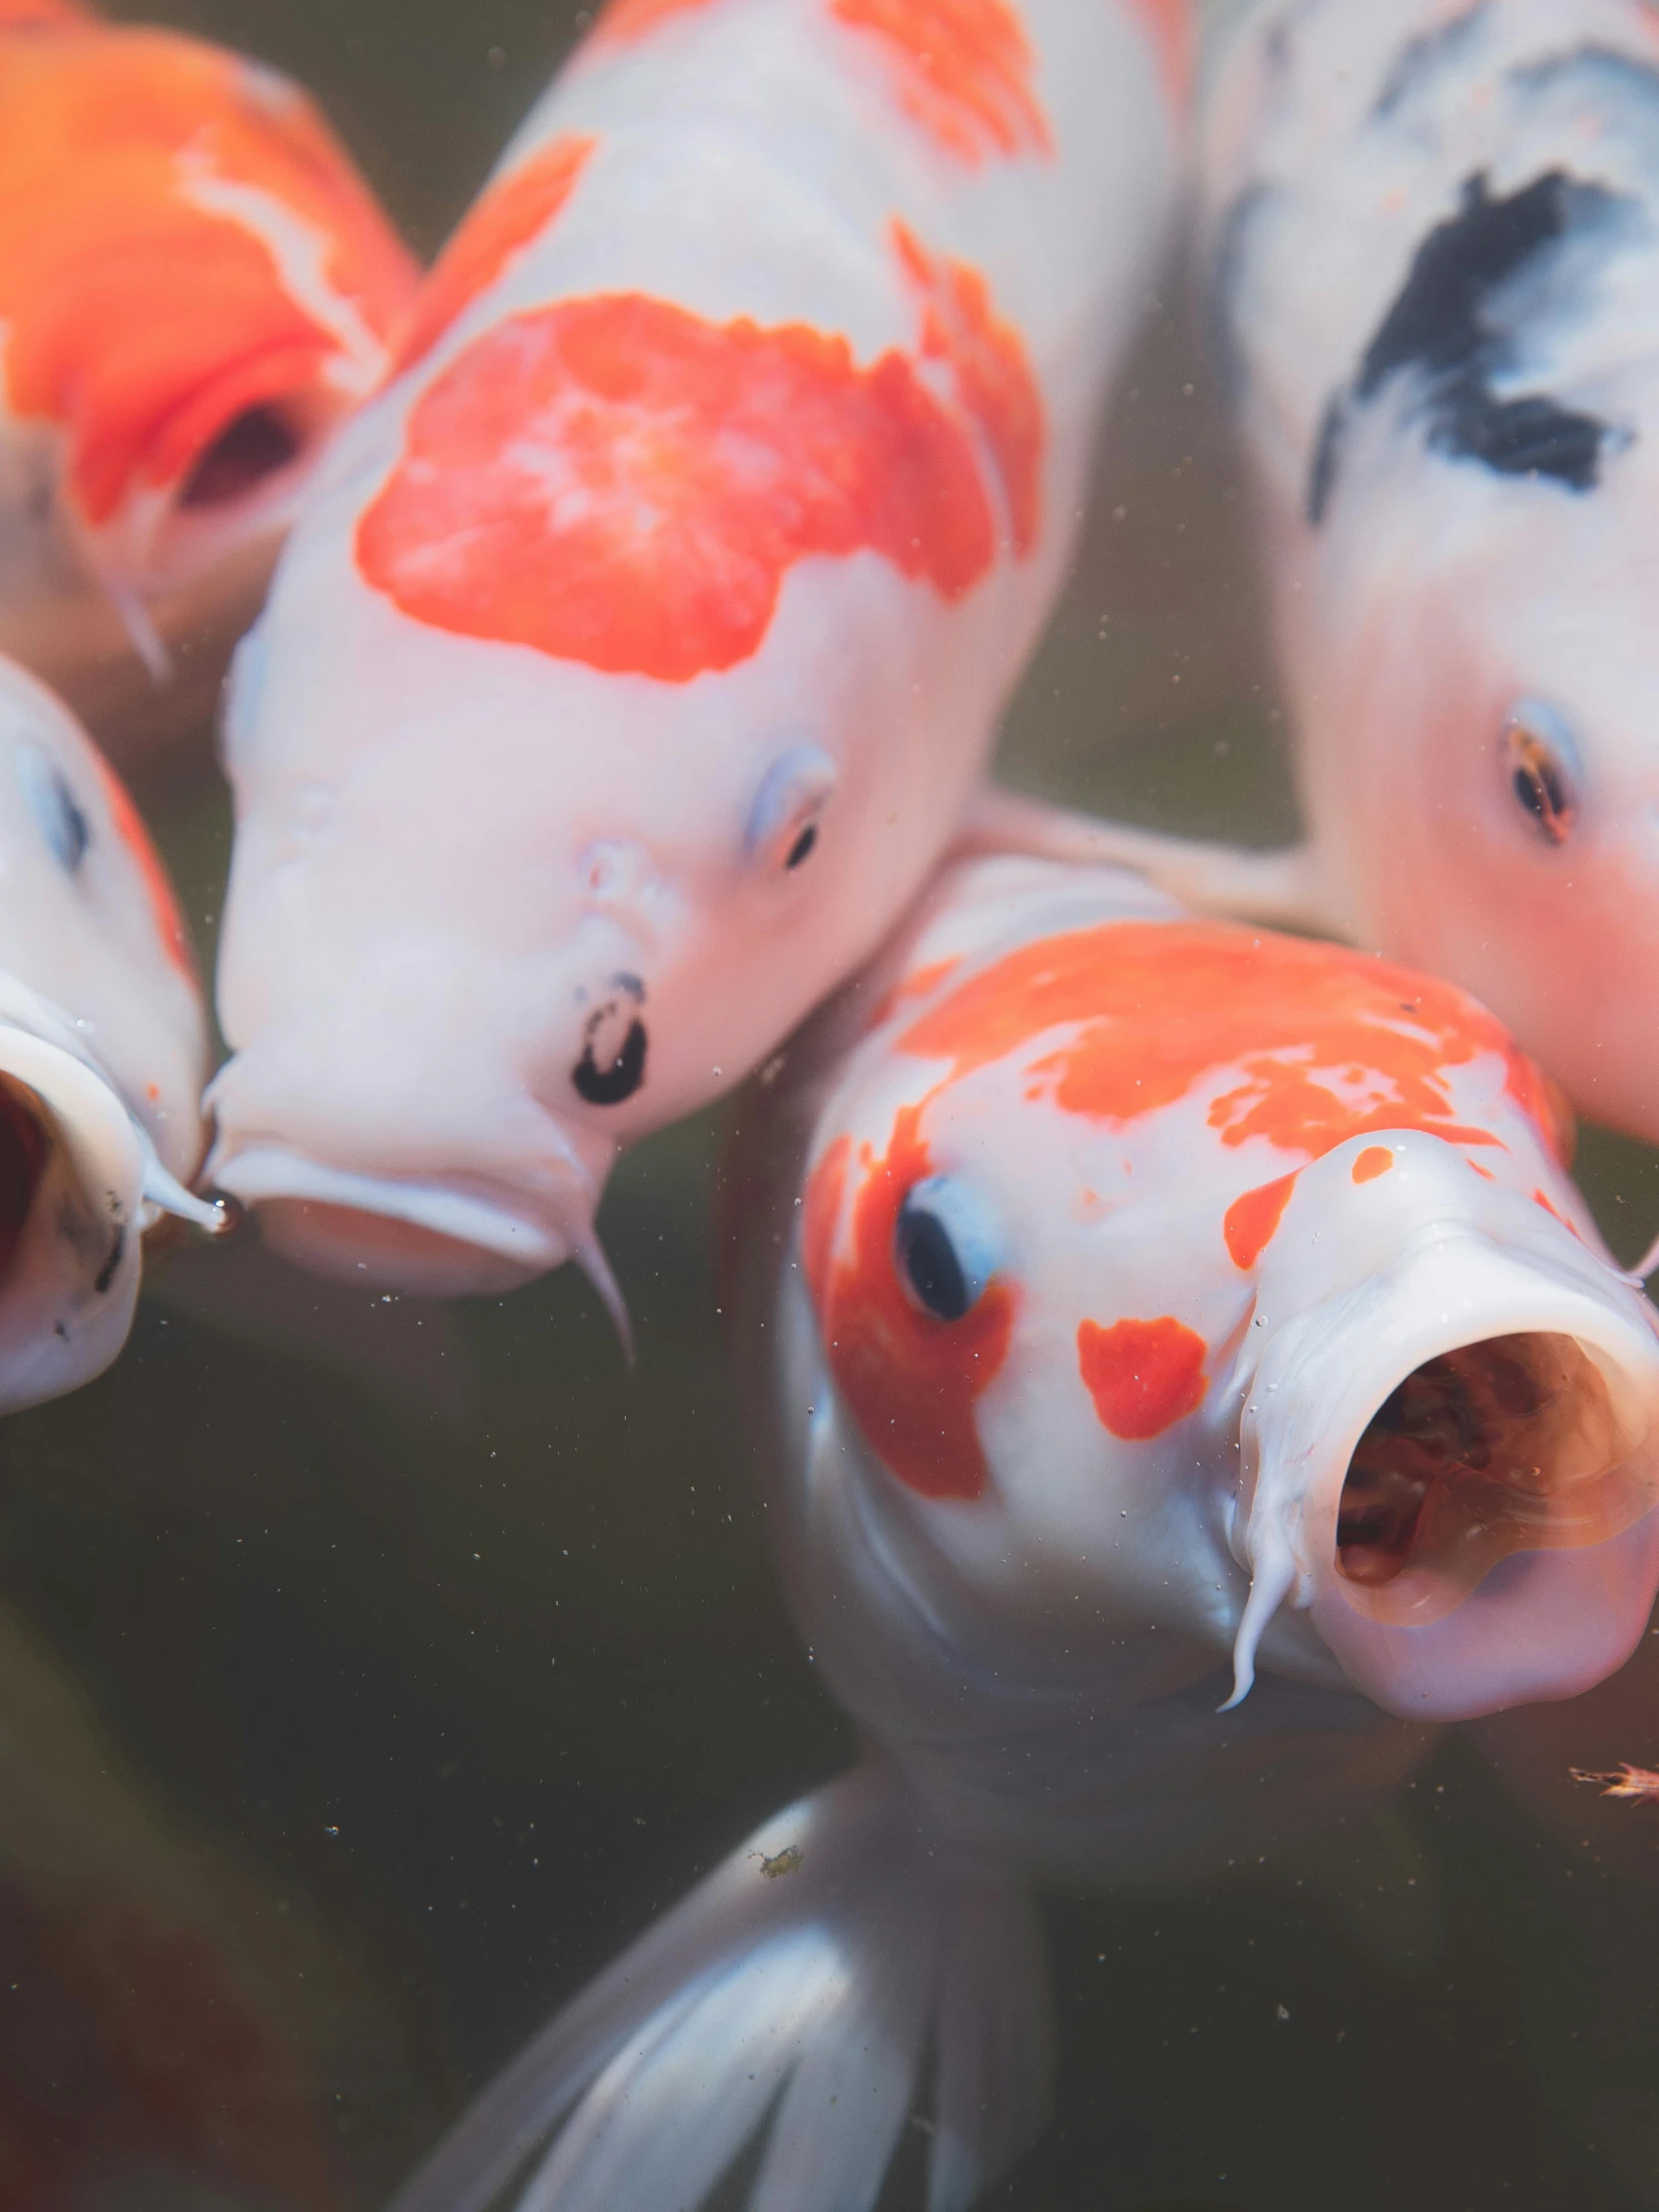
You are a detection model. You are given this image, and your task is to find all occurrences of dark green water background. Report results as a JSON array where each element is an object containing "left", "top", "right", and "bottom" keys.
[{"left": 11, "top": 4, "right": 1659, "bottom": 2206}]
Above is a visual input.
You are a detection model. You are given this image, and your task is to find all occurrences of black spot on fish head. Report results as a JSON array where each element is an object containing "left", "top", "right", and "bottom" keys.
[
  {"left": 16, "top": 746, "right": 90, "bottom": 875},
  {"left": 1371, "top": 2, "right": 1492, "bottom": 122},
  {"left": 571, "top": 973, "right": 649, "bottom": 1108}
]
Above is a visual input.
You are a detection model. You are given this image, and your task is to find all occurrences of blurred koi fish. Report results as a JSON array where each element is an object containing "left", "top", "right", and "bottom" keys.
[
  {"left": 1572, "top": 1762, "right": 1659, "bottom": 1803},
  {"left": 0, "top": 0, "right": 415, "bottom": 746},
  {"left": 1035, "top": 0, "right": 1659, "bottom": 1158},
  {"left": 206, "top": 0, "right": 1188, "bottom": 1311},
  {"left": 387, "top": 852, "right": 1659, "bottom": 2212},
  {"left": 0, "top": 651, "right": 218, "bottom": 1409}
]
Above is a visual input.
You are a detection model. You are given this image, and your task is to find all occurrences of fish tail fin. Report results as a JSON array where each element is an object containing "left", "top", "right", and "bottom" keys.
[
  {"left": 387, "top": 1762, "right": 1051, "bottom": 2212},
  {"left": 957, "top": 782, "right": 1342, "bottom": 937}
]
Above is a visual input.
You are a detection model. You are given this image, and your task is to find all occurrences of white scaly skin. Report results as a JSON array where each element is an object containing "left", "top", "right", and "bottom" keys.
[
  {"left": 384, "top": 853, "right": 1659, "bottom": 2212},
  {"left": 1039, "top": 0, "right": 1659, "bottom": 1149},
  {"left": 207, "top": 0, "right": 1185, "bottom": 1304},
  {"left": 0, "top": 655, "right": 218, "bottom": 1409}
]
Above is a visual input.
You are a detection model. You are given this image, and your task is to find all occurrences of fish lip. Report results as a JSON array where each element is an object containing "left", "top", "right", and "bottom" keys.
[{"left": 206, "top": 1146, "right": 575, "bottom": 1274}]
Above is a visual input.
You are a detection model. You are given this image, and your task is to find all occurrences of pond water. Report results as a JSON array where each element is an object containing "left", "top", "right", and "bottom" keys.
[{"left": 12, "top": 5, "right": 1659, "bottom": 2208}]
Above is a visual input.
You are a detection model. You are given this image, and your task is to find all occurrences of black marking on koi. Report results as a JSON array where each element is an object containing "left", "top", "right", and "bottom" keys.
[
  {"left": 1308, "top": 171, "right": 1624, "bottom": 523},
  {"left": 1372, "top": 2, "right": 1491, "bottom": 121},
  {"left": 572, "top": 974, "right": 648, "bottom": 1108},
  {"left": 94, "top": 1223, "right": 125, "bottom": 1296}
]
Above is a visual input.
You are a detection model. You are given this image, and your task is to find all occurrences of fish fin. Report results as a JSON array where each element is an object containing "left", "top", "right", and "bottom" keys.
[
  {"left": 956, "top": 784, "right": 1342, "bottom": 936},
  {"left": 386, "top": 1763, "right": 1050, "bottom": 2212}
]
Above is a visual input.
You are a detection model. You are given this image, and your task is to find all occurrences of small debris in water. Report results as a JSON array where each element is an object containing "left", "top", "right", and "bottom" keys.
[
  {"left": 1570, "top": 1763, "right": 1659, "bottom": 1804},
  {"left": 752, "top": 1844, "right": 804, "bottom": 1880}
]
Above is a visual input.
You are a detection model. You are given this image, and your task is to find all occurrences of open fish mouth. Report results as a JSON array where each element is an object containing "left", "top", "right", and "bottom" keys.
[{"left": 1334, "top": 1331, "right": 1649, "bottom": 1619}]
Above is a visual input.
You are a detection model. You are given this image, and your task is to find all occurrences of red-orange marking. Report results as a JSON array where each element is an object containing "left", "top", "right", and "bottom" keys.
[
  {"left": 94, "top": 754, "right": 195, "bottom": 978},
  {"left": 591, "top": 0, "right": 716, "bottom": 42},
  {"left": 0, "top": 20, "right": 416, "bottom": 527},
  {"left": 893, "top": 220, "right": 1044, "bottom": 555},
  {"left": 899, "top": 921, "right": 1563, "bottom": 1163},
  {"left": 1353, "top": 1145, "right": 1394, "bottom": 1185},
  {"left": 831, "top": 0, "right": 1052, "bottom": 165},
  {"left": 1077, "top": 1315, "right": 1207, "bottom": 1441},
  {"left": 396, "top": 136, "right": 596, "bottom": 373},
  {"left": 867, "top": 955, "right": 962, "bottom": 1034},
  {"left": 1224, "top": 1171, "right": 1297, "bottom": 1272},
  {"left": 805, "top": 1103, "right": 1014, "bottom": 1500},
  {"left": 357, "top": 293, "right": 996, "bottom": 680},
  {"left": 1126, "top": 0, "right": 1193, "bottom": 101}
]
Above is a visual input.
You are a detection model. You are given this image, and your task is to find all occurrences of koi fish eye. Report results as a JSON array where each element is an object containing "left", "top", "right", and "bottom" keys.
[
  {"left": 746, "top": 744, "right": 836, "bottom": 877},
  {"left": 16, "top": 746, "right": 89, "bottom": 874},
  {"left": 1501, "top": 700, "right": 1578, "bottom": 847},
  {"left": 894, "top": 1176, "right": 1001, "bottom": 1323}
]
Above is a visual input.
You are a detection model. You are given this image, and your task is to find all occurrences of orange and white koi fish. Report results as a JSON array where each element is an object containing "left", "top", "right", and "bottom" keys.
[
  {"left": 1050, "top": 0, "right": 1659, "bottom": 1155},
  {"left": 0, "top": 0, "right": 416, "bottom": 742},
  {"left": 206, "top": 0, "right": 1188, "bottom": 1305},
  {"left": 0, "top": 651, "right": 217, "bottom": 1408},
  {"left": 390, "top": 853, "right": 1659, "bottom": 2212}
]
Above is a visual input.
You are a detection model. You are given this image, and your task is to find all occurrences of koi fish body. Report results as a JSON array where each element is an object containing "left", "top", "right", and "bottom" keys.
[
  {"left": 207, "top": 0, "right": 1186, "bottom": 1302},
  {"left": 0, "top": 652, "right": 217, "bottom": 1408},
  {"left": 1056, "top": 0, "right": 1659, "bottom": 1149},
  {"left": 0, "top": 0, "right": 416, "bottom": 747},
  {"left": 388, "top": 853, "right": 1659, "bottom": 2212}
]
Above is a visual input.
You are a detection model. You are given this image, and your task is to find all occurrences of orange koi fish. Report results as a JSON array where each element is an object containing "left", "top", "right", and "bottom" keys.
[
  {"left": 0, "top": 0, "right": 416, "bottom": 743},
  {"left": 389, "top": 853, "right": 1659, "bottom": 2212},
  {"left": 0, "top": 649, "right": 218, "bottom": 1408},
  {"left": 207, "top": 0, "right": 1186, "bottom": 1307}
]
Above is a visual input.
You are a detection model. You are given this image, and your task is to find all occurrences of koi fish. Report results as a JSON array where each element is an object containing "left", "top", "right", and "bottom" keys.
[
  {"left": 386, "top": 852, "right": 1659, "bottom": 2212},
  {"left": 0, "top": 652, "right": 218, "bottom": 1409},
  {"left": 1572, "top": 1761, "right": 1659, "bottom": 1802},
  {"left": 0, "top": 0, "right": 416, "bottom": 745},
  {"left": 205, "top": 0, "right": 1188, "bottom": 1305},
  {"left": 1032, "top": 0, "right": 1659, "bottom": 1156}
]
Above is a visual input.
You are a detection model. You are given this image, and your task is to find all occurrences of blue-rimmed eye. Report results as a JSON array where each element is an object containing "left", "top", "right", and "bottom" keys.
[
  {"left": 895, "top": 1177, "right": 1001, "bottom": 1323},
  {"left": 746, "top": 743, "right": 836, "bottom": 875},
  {"left": 17, "top": 746, "right": 90, "bottom": 874},
  {"left": 1501, "top": 698, "right": 1579, "bottom": 846}
]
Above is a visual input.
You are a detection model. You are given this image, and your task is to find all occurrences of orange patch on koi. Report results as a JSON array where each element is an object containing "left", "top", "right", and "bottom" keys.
[
  {"left": 899, "top": 922, "right": 1561, "bottom": 1164},
  {"left": 867, "top": 956, "right": 962, "bottom": 1034},
  {"left": 893, "top": 220, "right": 1044, "bottom": 556},
  {"left": 1353, "top": 1146, "right": 1393, "bottom": 1185},
  {"left": 831, "top": 0, "right": 1052, "bottom": 165},
  {"left": 0, "top": 22, "right": 415, "bottom": 527},
  {"left": 396, "top": 135, "right": 597, "bottom": 372},
  {"left": 591, "top": 0, "right": 717, "bottom": 42},
  {"left": 1077, "top": 1315, "right": 1207, "bottom": 1441},
  {"left": 806, "top": 1103, "right": 1014, "bottom": 1501},
  {"left": 357, "top": 293, "right": 996, "bottom": 681},
  {"left": 1224, "top": 1172, "right": 1297, "bottom": 1271}
]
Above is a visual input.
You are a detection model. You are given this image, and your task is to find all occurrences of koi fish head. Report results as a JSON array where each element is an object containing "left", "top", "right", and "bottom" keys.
[
  {"left": 787, "top": 857, "right": 1659, "bottom": 1730},
  {"left": 0, "top": 654, "right": 214, "bottom": 1408},
  {"left": 206, "top": 269, "right": 1019, "bottom": 1298},
  {"left": 1299, "top": 437, "right": 1659, "bottom": 1149},
  {"left": 0, "top": 9, "right": 416, "bottom": 684}
]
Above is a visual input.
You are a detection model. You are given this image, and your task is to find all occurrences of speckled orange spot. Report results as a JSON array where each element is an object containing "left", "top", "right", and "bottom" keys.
[
  {"left": 893, "top": 219, "right": 1043, "bottom": 555},
  {"left": 1078, "top": 1315, "right": 1207, "bottom": 1441},
  {"left": 806, "top": 1103, "right": 1014, "bottom": 1500},
  {"left": 899, "top": 922, "right": 1562, "bottom": 1163},
  {"left": 1224, "top": 1172, "right": 1297, "bottom": 1271},
  {"left": 831, "top": 0, "right": 1052, "bottom": 165},
  {"left": 0, "top": 18, "right": 415, "bottom": 526},
  {"left": 1353, "top": 1146, "right": 1394, "bottom": 1185},
  {"left": 591, "top": 0, "right": 716, "bottom": 41},
  {"left": 396, "top": 136, "right": 596, "bottom": 372},
  {"left": 357, "top": 293, "right": 996, "bottom": 679}
]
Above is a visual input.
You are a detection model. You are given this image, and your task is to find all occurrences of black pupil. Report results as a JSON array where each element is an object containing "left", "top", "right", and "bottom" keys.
[
  {"left": 896, "top": 1200, "right": 970, "bottom": 1322},
  {"left": 1513, "top": 755, "right": 1569, "bottom": 840},
  {"left": 786, "top": 823, "right": 818, "bottom": 870}
]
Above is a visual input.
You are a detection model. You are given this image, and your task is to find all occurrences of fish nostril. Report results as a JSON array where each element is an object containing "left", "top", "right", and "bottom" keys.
[
  {"left": 180, "top": 403, "right": 305, "bottom": 508},
  {"left": 571, "top": 980, "right": 649, "bottom": 1107}
]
